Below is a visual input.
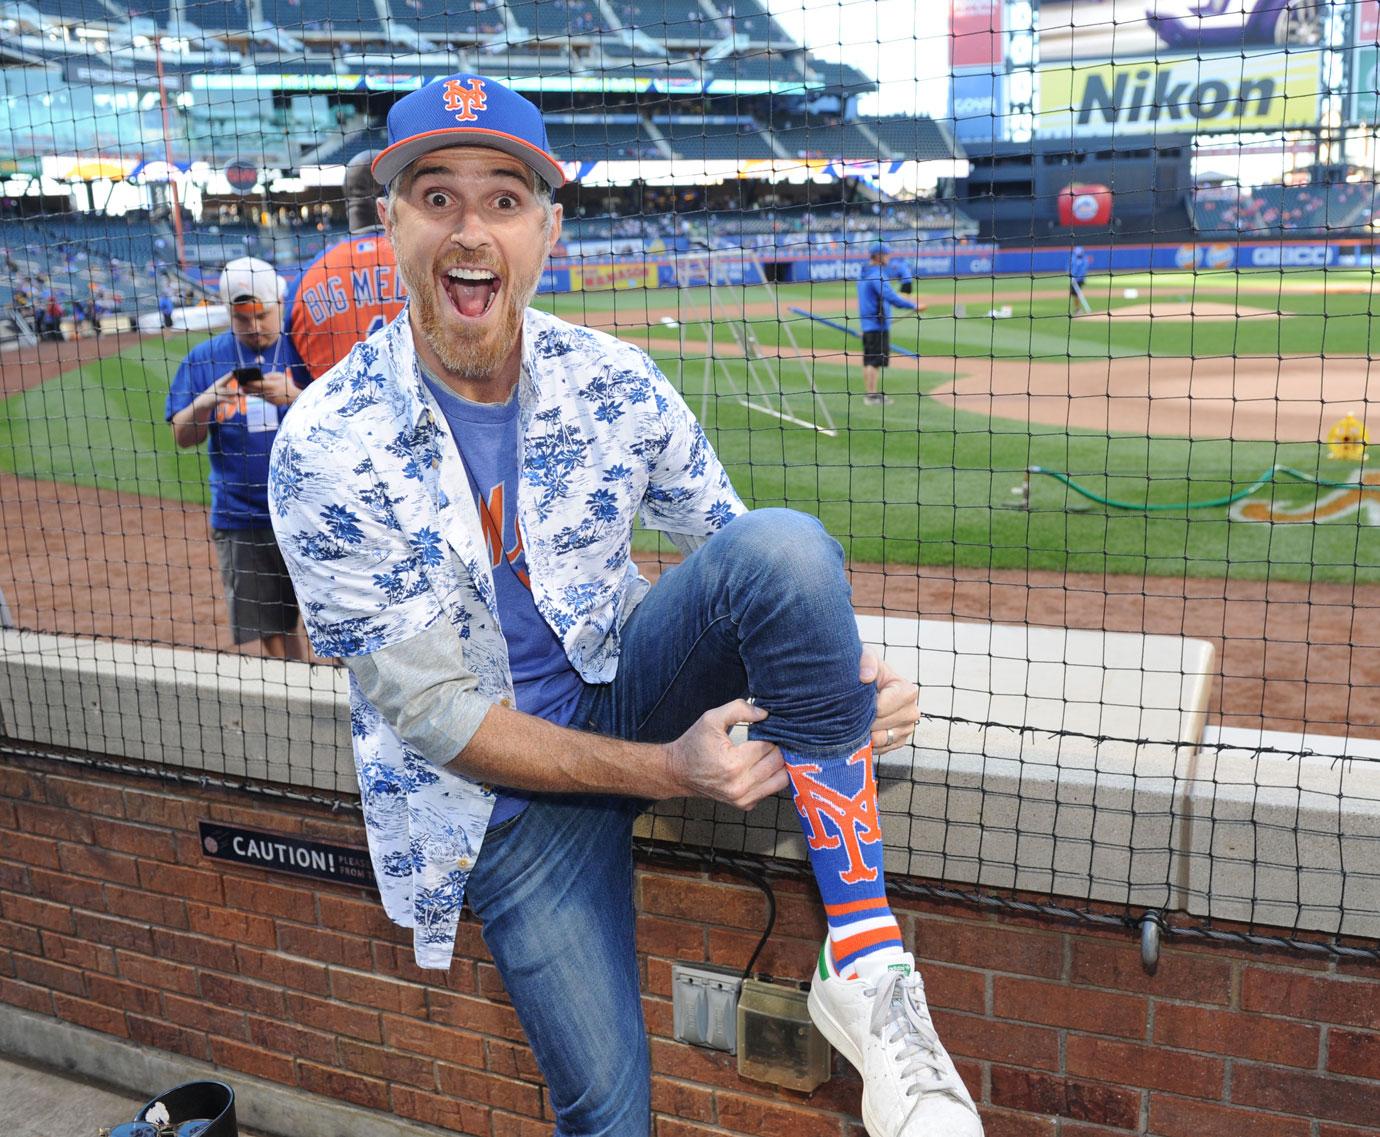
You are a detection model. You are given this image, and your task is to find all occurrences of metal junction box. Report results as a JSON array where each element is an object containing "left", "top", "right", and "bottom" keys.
[{"left": 671, "top": 962, "right": 743, "bottom": 1054}]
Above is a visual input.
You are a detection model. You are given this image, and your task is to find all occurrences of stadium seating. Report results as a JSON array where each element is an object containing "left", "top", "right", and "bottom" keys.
[
  {"left": 1190, "top": 180, "right": 1378, "bottom": 237},
  {"left": 0, "top": 0, "right": 967, "bottom": 303},
  {"left": 768, "top": 121, "right": 891, "bottom": 161},
  {"left": 714, "top": 0, "right": 796, "bottom": 48},
  {"left": 168, "top": 0, "right": 251, "bottom": 33},
  {"left": 507, "top": 0, "right": 614, "bottom": 40},
  {"left": 864, "top": 116, "right": 961, "bottom": 161},
  {"left": 0, "top": 214, "right": 171, "bottom": 328},
  {"left": 30, "top": 0, "right": 122, "bottom": 25},
  {"left": 383, "top": 0, "right": 488, "bottom": 39},
  {"left": 544, "top": 116, "right": 664, "bottom": 162},
  {"left": 654, "top": 116, "right": 775, "bottom": 161},
  {"left": 606, "top": 0, "right": 721, "bottom": 44},
  {"left": 259, "top": 0, "right": 382, "bottom": 35}
]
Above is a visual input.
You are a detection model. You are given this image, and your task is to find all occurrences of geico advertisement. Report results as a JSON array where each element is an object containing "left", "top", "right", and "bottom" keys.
[{"left": 1038, "top": 51, "right": 1321, "bottom": 135}]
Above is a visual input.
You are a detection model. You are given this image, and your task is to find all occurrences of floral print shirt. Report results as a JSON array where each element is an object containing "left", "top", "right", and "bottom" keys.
[{"left": 268, "top": 306, "right": 744, "bottom": 968}]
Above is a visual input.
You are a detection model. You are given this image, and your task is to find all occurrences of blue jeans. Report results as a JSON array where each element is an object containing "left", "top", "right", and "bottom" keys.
[{"left": 464, "top": 509, "right": 876, "bottom": 1136}]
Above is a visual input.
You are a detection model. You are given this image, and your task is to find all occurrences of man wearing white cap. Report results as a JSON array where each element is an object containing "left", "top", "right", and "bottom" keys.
[
  {"left": 270, "top": 73, "right": 981, "bottom": 1137},
  {"left": 166, "top": 256, "right": 309, "bottom": 659}
]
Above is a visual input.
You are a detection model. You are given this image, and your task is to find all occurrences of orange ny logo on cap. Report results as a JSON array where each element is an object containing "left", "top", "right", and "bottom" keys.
[{"left": 443, "top": 78, "right": 488, "bottom": 123}]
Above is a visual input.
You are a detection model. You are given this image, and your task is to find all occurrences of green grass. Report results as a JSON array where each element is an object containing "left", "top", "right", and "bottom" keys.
[
  {"left": 0, "top": 332, "right": 214, "bottom": 506},
  {"left": 639, "top": 347, "right": 1380, "bottom": 583},
  {"left": 6, "top": 270, "right": 1380, "bottom": 584}
]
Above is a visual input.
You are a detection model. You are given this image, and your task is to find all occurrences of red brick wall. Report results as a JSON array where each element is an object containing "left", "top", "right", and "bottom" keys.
[{"left": 2, "top": 751, "right": 1379, "bottom": 1136}]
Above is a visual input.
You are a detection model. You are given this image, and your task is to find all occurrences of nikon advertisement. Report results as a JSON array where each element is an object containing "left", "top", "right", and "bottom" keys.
[
  {"left": 949, "top": 0, "right": 1333, "bottom": 143},
  {"left": 1037, "top": 50, "right": 1323, "bottom": 137}
]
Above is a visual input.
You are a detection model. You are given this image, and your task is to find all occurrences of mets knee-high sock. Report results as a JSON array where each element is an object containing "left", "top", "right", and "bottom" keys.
[{"left": 782, "top": 741, "right": 903, "bottom": 978}]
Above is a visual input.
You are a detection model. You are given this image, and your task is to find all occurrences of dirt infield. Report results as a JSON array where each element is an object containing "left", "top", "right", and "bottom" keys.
[
  {"left": 3, "top": 466, "right": 1375, "bottom": 737},
  {"left": 1, "top": 311, "right": 1375, "bottom": 741},
  {"left": 931, "top": 354, "right": 1380, "bottom": 443}
]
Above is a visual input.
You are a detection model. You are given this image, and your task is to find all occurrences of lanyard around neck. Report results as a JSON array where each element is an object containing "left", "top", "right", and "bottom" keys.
[{"left": 235, "top": 334, "right": 285, "bottom": 375}]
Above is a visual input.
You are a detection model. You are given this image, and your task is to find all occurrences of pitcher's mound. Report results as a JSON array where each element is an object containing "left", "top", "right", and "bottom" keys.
[{"left": 1094, "top": 301, "right": 1276, "bottom": 320}]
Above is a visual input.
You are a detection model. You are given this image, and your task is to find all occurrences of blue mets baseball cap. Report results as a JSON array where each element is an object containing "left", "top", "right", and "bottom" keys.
[
  {"left": 869, "top": 241, "right": 891, "bottom": 256},
  {"left": 372, "top": 73, "right": 566, "bottom": 191}
]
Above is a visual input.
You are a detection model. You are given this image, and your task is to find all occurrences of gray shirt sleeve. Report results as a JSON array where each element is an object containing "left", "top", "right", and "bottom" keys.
[{"left": 344, "top": 617, "right": 494, "bottom": 766}]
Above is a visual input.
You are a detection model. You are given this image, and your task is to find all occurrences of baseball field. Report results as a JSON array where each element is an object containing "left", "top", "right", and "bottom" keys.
[{"left": 4, "top": 267, "right": 1376, "bottom": 585}]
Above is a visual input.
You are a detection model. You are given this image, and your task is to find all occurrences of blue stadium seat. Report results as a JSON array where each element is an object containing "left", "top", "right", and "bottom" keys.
[
  {"left": 765, "top": 122, "right": 881, "bottom": 161},
  {"left": 605, "top": 0, "right": 720, "bottom": 44},
  {"left": 715, "top": 0, "right": 796, "bottom": 47},
  {"left": 860, "top": 117, "right": 961, "bottom": 161},
  {"left": 175, "top": 0, "right": 252, "bottom": 32},
  {"left": 385, "top": 0, "right": 488, "bottom": 39},
  {"left": 121, "top": 0, "right": 170, "bottom": 27},
  {"left": 0, "top": 215, "right": 167, "bottom": 317},
  {"left": 507, "top": 0, "right": 614, "bottom": 40},
  {"left": 1190, "top": 181, "right": 1378, "bottom": 236},
  {"left": 27, "top": 0, "right": 127, "bottom": 26},
  {"left": 545, "top": 117, "right": 663, "bottom": 163},
  {"left": 655, "top": 116, "right": 774, "bottom": 160},
  {"left": 260, "top": 0, "right": 381, "bottom": 34}
]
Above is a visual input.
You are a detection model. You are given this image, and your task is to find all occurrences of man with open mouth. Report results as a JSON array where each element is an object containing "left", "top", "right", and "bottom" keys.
[{"left": 269, "top": 72, "right": 983, "bottom": 1137}]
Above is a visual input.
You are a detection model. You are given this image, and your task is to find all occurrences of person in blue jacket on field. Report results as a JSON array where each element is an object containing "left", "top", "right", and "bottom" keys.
[
  {"left": 856, "top": 241, "right": 922, "bottom": 405},
  {"left": 1069, "top": 245, "right": 1090, "bottom": 314}
]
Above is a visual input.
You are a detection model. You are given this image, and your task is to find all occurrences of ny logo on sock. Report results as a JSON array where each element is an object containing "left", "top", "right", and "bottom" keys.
[{"left": 785, "top": 749, "right": 882, "bottom": 884}]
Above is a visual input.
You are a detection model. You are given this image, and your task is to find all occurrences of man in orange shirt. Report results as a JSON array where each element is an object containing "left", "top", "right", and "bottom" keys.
[{"left": 287, "top": 150, "right": 408, "bottom": 378}]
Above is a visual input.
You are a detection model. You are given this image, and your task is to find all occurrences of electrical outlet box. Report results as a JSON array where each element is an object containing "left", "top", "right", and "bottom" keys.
[
  {"left": 672, "top": 963, "right": 742, "bottom": 1053},
  {"left": 735, "top": 977, "right": 831, "bottom": 1092}
]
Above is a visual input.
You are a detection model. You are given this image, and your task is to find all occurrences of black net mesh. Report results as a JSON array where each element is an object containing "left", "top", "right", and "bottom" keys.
[{"left": 1, "top": 0, "right": 1378, "bottom": 957}]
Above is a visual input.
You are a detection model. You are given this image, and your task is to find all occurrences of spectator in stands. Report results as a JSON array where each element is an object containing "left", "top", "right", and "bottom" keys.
[
  {"left": 269, "top": 72, "right": 981, "bottom": 1137},
  {"left": 166, "top": 257, "right": 310, "bottom": 660},
  {"left": 288, "top": 151, "right": 406, "bottom": 380},
  {"left": 856, "top": 240, "right": 921, "bottom": 406},
  {"left": 39, "top": 293, "right": 64, "bottom": 341}
]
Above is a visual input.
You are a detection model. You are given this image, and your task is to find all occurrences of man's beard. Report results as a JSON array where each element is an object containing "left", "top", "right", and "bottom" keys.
[{"left": 405, "top": 260, "right": 532, "bottom": 381}]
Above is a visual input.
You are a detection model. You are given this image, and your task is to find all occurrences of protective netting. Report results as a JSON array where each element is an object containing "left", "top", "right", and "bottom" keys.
[{"left": 1, "top": 0, "right": 1378, "bottom": 957}]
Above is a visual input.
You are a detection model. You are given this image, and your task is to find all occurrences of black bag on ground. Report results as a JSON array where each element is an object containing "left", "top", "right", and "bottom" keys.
[{"left": 104, "top": 1080, "right": 237, "bottom": 1137}]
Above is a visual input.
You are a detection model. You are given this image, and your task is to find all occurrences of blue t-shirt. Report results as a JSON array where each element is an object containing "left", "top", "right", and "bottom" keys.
[
  {"left": 1070, "top": 251, "right": 1090, "bottom": 284},
  {"left": 420, "top": 369, "right": 585, "bottom": 828},
  {"left": 857, "top": 263, "right": 915, "bottom": 333},
  {"left": 164, "top": 330, "right": 308, "bottom": 530}
]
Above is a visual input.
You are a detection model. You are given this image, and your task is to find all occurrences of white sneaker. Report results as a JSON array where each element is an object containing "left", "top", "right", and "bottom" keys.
[{"left": 808, "top": 945, "right": 983, "bottom": 1137}]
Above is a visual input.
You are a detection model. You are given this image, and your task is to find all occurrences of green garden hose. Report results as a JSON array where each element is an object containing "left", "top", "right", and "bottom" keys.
[{"left": 1027, "top": 464, "right": 1371, "bottom": 512}]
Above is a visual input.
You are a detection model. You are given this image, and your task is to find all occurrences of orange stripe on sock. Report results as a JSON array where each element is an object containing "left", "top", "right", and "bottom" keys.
[
  {"left": 832, "top": 922, "right": 902, "bottom": 960},
  {"left": 824, "top": 896, "right": 891, "bottom": 918}
]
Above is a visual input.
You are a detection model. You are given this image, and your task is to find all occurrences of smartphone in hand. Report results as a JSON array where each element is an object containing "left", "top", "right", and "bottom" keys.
[{"left": 232, "top": 366, "right": 264, "bottom": 386}]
